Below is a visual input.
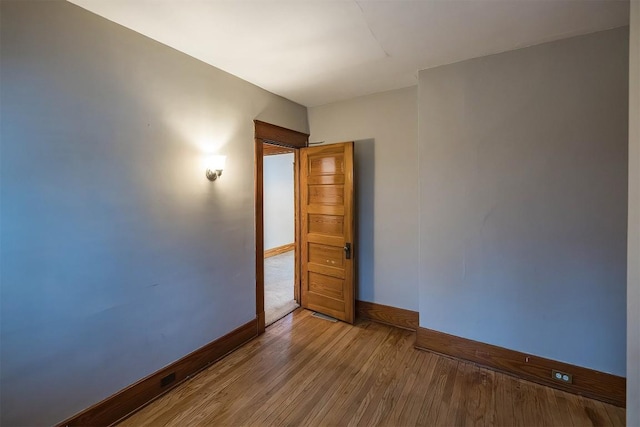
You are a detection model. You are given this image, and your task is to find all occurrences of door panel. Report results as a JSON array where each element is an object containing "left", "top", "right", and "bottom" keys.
[
  {"left": 300, "top": 142, "right": 355, "bottom": 323},
  {"left": 308, "top": 175, "right": 345, "bottom": 185},
  {"left": 308, "top": 186, "right": 344, "bottom": 205},
  {"left": 308, "top": 214, "right": 344, "bottom": 235},
  {"left": 308, "top": 272, "right": 344, "bottom": 299},
  {"left": 308, "top": 243, "right": 344, "bottom": 267},
  {"left": 309, "top": 154, "right": 344, "bottom": 175}
]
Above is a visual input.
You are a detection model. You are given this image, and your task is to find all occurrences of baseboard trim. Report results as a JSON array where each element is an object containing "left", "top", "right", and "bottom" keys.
[
  {"left": 415, "top": 326, "right": 626, "bottom": 407},
  {"left": 264, "top": 243, "right": 294, "bottom": 258},
  {"left": 356, "top": 300, "right": 419, "bottom": 331},
  {"left": 57, "top": 318, "right": 258, "bottom": 427}
]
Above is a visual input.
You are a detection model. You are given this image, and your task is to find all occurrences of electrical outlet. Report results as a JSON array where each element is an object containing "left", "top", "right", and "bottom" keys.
[
  {"left": 161, "top": 372, "right": 176, "bottom": 387},
  {"left": 551, "top": 369, "right": 573, "bottom": 384}
]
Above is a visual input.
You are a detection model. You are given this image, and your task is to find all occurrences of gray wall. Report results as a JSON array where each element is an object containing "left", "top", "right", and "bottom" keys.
[
  {"left": 264, "top": 153, "right": 295, "bottom": 250},
  {"left": 628, "top": 0, "right": 640, "bottom": 421},
  {"left": 418, "top": 28, "right": 628, "bottom": 375},
  {"left": 0, "top": 1, "right": 307, "bottom": 425},
  {"left": 308, "top": 87, "right": 419, "bottom": 311}
]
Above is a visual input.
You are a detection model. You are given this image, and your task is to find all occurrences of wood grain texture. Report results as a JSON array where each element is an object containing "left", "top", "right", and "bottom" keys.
[
  {"left": 300, "top": 143, "right": 355, "bottom": 323},
  {"left": 263, "top": 143, "right": 294, "bottom": 156},
  {"left": 415, "top": 326, "right": 626, "bottom": 407},
  {"left": 255, "top": 121, "right": 305, "bottom": 326},
  {"left": 293, "top": 149, "right": 300, "bottom": 304},
  {"left": 117, "top": 309, "right": 625, "bottom": 427},
  {"left": 254, "top": 120, "right": 309, "bottom": 148},
  {"left": 264, "top": 242, "right": 294, "bottom": 258},
  {"left": 356, "top": 300, "right": 419, "bottom": 331},
  {"left": 56, "top": 319, "right": 257, "bottom": 427},
  {"left": 254, "top": 138, "right": 265, "bottom": 335}
]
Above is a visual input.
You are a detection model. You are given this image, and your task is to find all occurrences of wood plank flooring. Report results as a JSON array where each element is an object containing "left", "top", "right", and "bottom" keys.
[{"left": 119, "top": 309, "right": 625, "bottom": 426}]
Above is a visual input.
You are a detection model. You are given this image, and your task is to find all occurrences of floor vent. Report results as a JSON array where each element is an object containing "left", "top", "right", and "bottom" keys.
[{"left": 312, "top": 312, "right": 338, "bottom": 322}]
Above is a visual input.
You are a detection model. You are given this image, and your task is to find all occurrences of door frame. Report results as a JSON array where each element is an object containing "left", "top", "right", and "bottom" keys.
[{"left": 254, "top": 120, "right": 309, "bottom": 334}]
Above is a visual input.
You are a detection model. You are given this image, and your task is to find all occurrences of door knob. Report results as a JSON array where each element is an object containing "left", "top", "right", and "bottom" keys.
[{"left": 344, "top": 243, "right": 352, "bottom": 260}]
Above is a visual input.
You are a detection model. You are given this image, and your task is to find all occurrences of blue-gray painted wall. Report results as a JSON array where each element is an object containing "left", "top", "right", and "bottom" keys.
[
  {"left": 308, "top": 87, "right": 419, "bottom": 311},
  {"left": 418, "top": 27, "right": 628, "bottom": 376},
  {"left": 627, "top": 0, "right": 640, "bottom": 419},
  {"left": 0, "top": 1, "right": 307, "bottom": 425},
  {"left": 0, "top": 0, "right": 632, "bottom": 424}
]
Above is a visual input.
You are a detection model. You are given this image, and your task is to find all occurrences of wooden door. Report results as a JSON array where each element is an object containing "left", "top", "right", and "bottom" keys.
[{"left": 300, "top": 142, "right": 355, "bottom": 323}]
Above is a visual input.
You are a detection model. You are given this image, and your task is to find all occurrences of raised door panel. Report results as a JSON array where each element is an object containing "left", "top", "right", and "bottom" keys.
[{"left": 300, "top": 142, "right": 354, "bottom": 323}]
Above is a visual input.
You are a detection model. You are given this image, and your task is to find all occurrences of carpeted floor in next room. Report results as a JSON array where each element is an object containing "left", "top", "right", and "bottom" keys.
[{"left": 265, "top": 250, "right": 299, "bottom": 326}]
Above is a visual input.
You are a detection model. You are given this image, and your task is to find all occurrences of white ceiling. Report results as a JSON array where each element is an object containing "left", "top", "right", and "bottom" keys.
[{"left": 68, "top": 0, "right": 629, "bottom": 107}]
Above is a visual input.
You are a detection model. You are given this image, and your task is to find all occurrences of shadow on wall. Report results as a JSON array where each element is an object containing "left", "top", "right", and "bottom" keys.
[{"left": 354, "top": 139, "right": 374, "bottom": 302}]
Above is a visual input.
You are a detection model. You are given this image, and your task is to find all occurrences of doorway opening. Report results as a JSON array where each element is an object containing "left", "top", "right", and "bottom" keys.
[
  {"left": 263, "top": 144, "right": 298, "bottom": 326},
  {"left": 254, "top": 120, "right": 308, "bottom": 334},
  {"left": 254, "top": 120, "right": 356, "bottom": 334}
]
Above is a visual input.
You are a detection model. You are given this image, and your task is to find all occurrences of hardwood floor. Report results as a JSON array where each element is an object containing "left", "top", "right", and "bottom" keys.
[{"left": 119, "top": 309, "right": 625, "bottom": 426}]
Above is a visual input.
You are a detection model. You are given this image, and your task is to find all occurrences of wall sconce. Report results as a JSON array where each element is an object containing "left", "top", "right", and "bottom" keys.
[{"left": 205, "top": 155, "right": 226, "bottom": 181}]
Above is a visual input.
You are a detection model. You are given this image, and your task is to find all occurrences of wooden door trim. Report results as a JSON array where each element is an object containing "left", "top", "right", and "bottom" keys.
[
  {"left": 263, "top": 143, "right": 295, "bottom": 156},
  {"left": 255, "top": 121, "right": 308, "bottom": 335},
  {"left": 293, "top": 149, "right": 301, "bottom": 303},
  {"left": 254, "top": 120, "right": 309, "bottom": 148},
  {"left": 255, "top": 139, "right": 265, "bottom": 333}
]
